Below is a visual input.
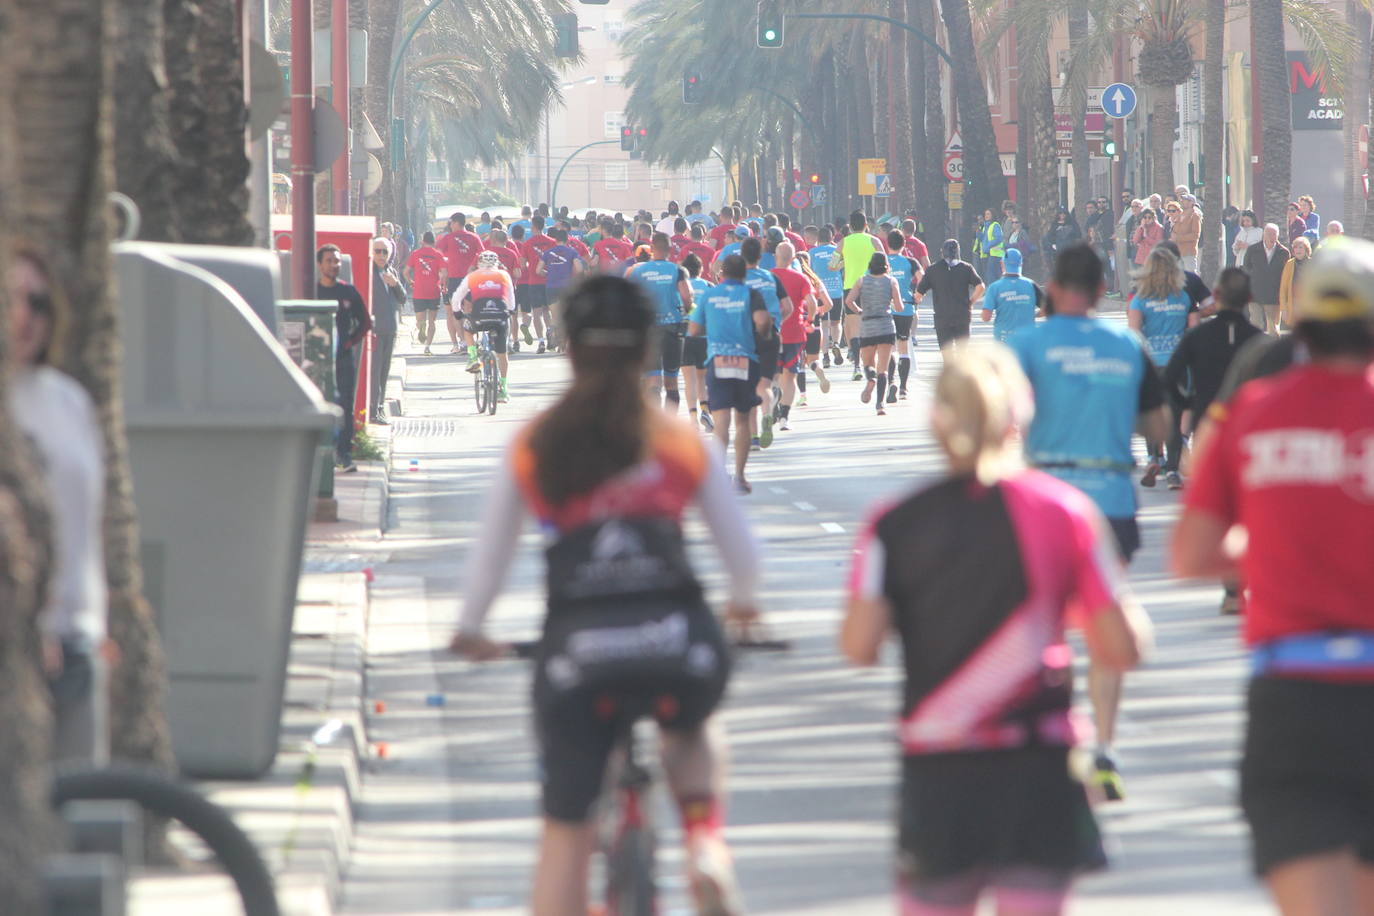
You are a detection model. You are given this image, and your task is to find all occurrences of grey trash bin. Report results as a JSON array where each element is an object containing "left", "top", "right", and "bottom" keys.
[
  {"left": 157, "top": 243, "right": 284, "bottom": 333},
  {"left": 115, "top": 242, "right": 339, "bottom": 779}
]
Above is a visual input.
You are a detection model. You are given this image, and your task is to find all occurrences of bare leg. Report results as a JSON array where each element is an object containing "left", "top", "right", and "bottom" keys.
[
  {"left": 732, "top": 410, "right": 750, "bottom": 479},
  {"left": 1088, "top": 663, "right": 1123, "bottom": 748},
  {"left": 444, "top": 303, "right": 460, "bottom": 346},
  {"left": 659, "top": 718, "right": 728, "bottom": 802},
  {"left": 711, "top": 410, "right": 731, "bottom": 455},
  {"left": 534, "top": 306, "right": 549, "bottom": 340},
  {"left": 531, "top": 819, "right": 596, "bottom": 916},
  {"left": 1267, "top": 849, "right": 1364, "bottom": 916}
]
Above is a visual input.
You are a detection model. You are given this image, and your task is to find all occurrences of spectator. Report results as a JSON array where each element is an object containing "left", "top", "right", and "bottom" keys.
[
  {"left": 1324, "top": 220, "right": 1345, "bottom": 245},
  {"left": 1231, "top": 210, "right": 1262, "bottom": 266},
  {"left": 6, "top": 249, "right": 109, "bottom": 764},
  {"left": 1221, "top": 206, "right": 1241, "bottom": 268},
  {"left": 1277, "top": 236, "right": 1312, "bottom": 331},
  {"left": 1297, "top": 194, "right": 1320, "bottom": 235},
  {"left": 1285, "top": 202, "right": 1306, "bottom": 246},
  {"left": 317, "top": 244, "right": 372, "bottom": 472},
  {"left": 1042, "top": 208, "right": 1081, "bottom": 265},
  {"left": 1162, "top": 199, "right": 1183, "bottom": 244},
  {"left": 1006, "top": 215, "right": 1038, "bottom": 279},
  {"left": 1131, "top": 208, "right": 1164, "bottom": 271},
  {"left": 1241, "top": 224, "right": 1289, "bottom": 335},
  {"left": 369, "top": 237, "right": 407, "bottom": 425},
  {"left": 1117, "top": 199, "right": 1142, "bottom": 288}
]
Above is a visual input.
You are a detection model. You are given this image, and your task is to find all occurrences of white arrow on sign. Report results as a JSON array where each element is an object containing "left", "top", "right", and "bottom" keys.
[
  {"left": 1107, "top": 87, "right": 1125, "bottom": 113},
  {"left": 1102, "top": 82, "right": 1136, "bottom": 119}
]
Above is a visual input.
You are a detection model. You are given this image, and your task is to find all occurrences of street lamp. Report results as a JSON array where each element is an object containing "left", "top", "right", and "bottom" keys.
[{"left": 545, "top": 76, "right": 599, "bottom": 204}]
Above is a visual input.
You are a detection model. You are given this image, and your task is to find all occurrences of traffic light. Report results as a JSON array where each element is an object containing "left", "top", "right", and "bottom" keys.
[
  {"left": 757, "top": 0, "right": 784, "bottom": 48},
  {"left": 808, "top": 172, "right": 821, "bottom": 185},
  {"left": 554, "top": 12, "right": 578, "bottom": 57},
  {"left": 683, "top": 70, "right": 703, "bottom": 104},
  {"left": 620, "top": 125, "right": 634, "bottom": 151},
  {"left": 636, "top": 127, "right": 649, "bottom": 150},
  {"left": 1102, "top": 128, "right": 1117, "bottom": 157}
]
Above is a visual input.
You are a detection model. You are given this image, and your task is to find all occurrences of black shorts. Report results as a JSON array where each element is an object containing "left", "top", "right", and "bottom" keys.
[
  {"left": 651, "top": 323, "right": 685, "bottom": 377},
  {"left": 934, "top": 322, "right": 971, "bottom": 348},
  {"left": 516, "top": 284, "right": 548, "bottom": 313},
  {"left": 706, "top": 361, "right": 762, "bottom": 413},
  {"left": 533, "top": 604, "right": 730, "bottom": 822},
  {"left": 755, "top": 334, "right": 780, "bottom": 381},
  {"left": 413, "top": 297, "right": 440, "bottom": 312},
  {"left": 1106, "top": 517, "right": 1141, "bottom": 564},
  {"left": 805, "top": 329, "right": 822, "bottom": 356},
  {"left": 445, "top": 278, "right": 461, "bottom": 296},
  {"left": 780, "top": 341, "right": 806, "bottom": 373},
  {"left": 1241, "top": 677, "right": 1374, "bottom": 875},
  {"left": 467, "top": 316, "right": 508, "bottom": 353},
  {"left": 861, "top": 333, "right": 897, "bottom": 348},
  {"left": 894, "top": 314, "right": 915, "bottom": 340},
  {"left": 827, "top": 296, "right": 845, "bottom": 322},
  {"left": 899, "top": 747, "right": 1106, "bottom": 883},
  {"left": 681, "top": 334, "right": 708, "bottom": 369}
]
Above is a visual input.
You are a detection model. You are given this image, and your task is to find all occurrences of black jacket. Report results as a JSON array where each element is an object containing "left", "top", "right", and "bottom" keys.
[{"left": 1162, "top": 309, "right": 1264, "bottom": 416}]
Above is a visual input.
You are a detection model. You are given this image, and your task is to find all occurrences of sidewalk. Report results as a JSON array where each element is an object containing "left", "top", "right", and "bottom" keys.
[{"left": 126, "top": 365, "right": 406, "bottom": 914}]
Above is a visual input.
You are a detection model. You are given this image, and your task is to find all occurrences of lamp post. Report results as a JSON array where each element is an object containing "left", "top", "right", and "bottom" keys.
[
  {"left": 547, "top": 75, "right": 599, "bottom": 205},
  {"left": 330, "top": 0, "right": 349, "bottom": 213}
]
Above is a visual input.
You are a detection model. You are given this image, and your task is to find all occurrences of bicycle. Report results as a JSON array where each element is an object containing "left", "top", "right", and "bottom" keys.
[
  {"left": 52, "top": 764, "right": 280, "bottom": 916},
  {"left": 472, "top": 320, "right": 502, "bottom": 416}
]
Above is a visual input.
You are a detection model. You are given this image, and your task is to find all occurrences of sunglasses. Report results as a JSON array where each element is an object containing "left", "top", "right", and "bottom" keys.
[{"left": 373, "top": 249, "right": 388, "bottom": 254}]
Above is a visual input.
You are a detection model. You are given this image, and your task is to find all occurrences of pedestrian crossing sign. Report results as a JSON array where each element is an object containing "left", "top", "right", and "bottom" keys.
[{"left": 874, "top": 174, "right": 893, "bottom": 197}]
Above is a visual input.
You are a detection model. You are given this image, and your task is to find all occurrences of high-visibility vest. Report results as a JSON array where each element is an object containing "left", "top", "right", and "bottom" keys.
[{"left": 983, "top": 222, "right": 1005, "bottom": 258}]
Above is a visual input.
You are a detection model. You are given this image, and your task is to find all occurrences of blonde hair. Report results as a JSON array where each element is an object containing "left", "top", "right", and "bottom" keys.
[
  {"left": 930, "top": 344, "right": 1034, "bottom": 485},
  {"left": 1134, "top": 246, "right": 1185, "bottom": 300}
]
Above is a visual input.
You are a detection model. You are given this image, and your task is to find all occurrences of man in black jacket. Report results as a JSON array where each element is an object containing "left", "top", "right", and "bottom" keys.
[
  {"left": 317, "top": 244, "right": 372, "bottom": 472},
  {"left": 1241, "top": 223, "right": 1289, "bottom": 334},
  {"left": 915, "top": 239, "right": 984, "bottom": 351}
]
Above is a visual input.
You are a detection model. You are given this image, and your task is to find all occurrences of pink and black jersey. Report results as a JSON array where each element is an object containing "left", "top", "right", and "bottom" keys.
[{"left": 849, "top": 471, "right": 1123, "bottom": 756}]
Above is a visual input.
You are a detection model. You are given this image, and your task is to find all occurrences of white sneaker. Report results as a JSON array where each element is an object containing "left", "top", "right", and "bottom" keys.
[
  {"left": 686, "top": 835, "right": 744, "bottom": 916},
  {"left": 778, "top": 416, "right": 791, "bottom": 431}
]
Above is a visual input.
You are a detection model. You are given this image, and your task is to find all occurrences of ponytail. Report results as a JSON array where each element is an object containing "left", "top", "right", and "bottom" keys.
[{"left": 930, "top": 345, "right": 1033, "bottom": 485}]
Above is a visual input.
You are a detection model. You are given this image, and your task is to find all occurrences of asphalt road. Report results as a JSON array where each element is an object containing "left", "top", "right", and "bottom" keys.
[{"left": 340, "top": 311, "right": 1271, "bottom": 915}]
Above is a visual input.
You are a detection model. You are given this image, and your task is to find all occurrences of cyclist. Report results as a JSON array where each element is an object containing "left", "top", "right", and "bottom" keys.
[
  {"left": 451, "top": 275, "right": 761, "bottom": 915},
  {"left": 453, "top": 251, "right": 515, "bottom": 401},
  {"left": 1173, "top": 238, "right": 1374, "bottom": 915},
  {"left": 1008, "top": 243, "right": 1169, "bottom": 801},
  {"left": 627, "top": 232, "right": 694, "bottom": 412},
  {"left": 843, "top": 344, "right": 1150, "bottom": 916}
]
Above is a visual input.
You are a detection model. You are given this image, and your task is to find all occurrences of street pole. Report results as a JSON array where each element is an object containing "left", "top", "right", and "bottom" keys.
[
  {"left": 1249, "top": 20, "right": 1265, "bottom": 221},
  {"left": 1113, "top": 33, "right": 1126, "bottom": 204},
  {"left": 551, "top": 140, "right": 622, "bottom": 211},
  {"left": 290, "top": 0, "right": 316, "bottom": 298},
  {"left": 331, "top": 0, "right": 350, "bottom": 214}
]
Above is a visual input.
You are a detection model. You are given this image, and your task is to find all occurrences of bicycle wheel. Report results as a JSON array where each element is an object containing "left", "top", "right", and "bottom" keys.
[
  {"left": 52, "top": 764, "right": 280, "bottom": 916},
  {"left": 605, "top": 825, "right": 656, "bottom": 916},
  {"left": 474, "top": 357, "right": 488, "bottom": 413},
  {"left": 485, "top": 355, "right": 499, "bottom": 415}
]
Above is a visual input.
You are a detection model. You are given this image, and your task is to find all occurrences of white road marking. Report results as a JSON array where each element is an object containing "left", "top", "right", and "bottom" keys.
[
  {"left": 820, "top": 522, "right": 845, "bottom": 534},
  {"left": 770, "top": 487, "right": 789, "bottom": 494},
  {"left": 794, "top": 501, "right": 817, "bottom": 511}
]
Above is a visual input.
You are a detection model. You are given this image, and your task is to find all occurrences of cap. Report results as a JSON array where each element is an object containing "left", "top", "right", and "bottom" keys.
[
  {"left": 734, "top": 225, "right": 751, "bottom": 239},
  {"left": 476, "top": 250, "right": 500, "bottom": 269},
  {"left": 1295, "top": 237, "right": 1374, "bottom": 323},
  {"left": 766, "top": 226, "right": 786, "bottom": 243},
  {"left": 1002, "top": 248, "right": 1023, "bottom": 274}
]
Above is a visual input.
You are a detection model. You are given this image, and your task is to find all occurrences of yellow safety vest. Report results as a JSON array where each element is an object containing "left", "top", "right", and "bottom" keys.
[{"left": 983, "top": 222, "right": 1005, "bottom": 258}]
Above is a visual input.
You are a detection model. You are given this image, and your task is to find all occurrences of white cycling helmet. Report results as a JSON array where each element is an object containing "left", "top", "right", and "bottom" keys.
[{"left": 476, "top": 250, "right": 500, "bottom": 270}]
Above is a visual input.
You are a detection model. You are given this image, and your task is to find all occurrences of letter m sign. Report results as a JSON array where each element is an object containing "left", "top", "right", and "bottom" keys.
[{"left": 1290, "top": 59, "right": 1327, "bottom": 94}]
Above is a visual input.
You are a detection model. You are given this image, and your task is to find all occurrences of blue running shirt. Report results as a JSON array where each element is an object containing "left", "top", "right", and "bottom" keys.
[
  {"left": 808, "top": 244, "right": 843, "bottom": 298},
  {"left": 745, "top": 266, "right": 785, "bottom": 329},
  {"left": 695, "top": 281, "right": 757, "bottom": 360},
  {"left": 1128, "top": 291, "right": 1190, "bottom": 365},
  {"left": 629, "top": 259, "right": 686, "bottom": 325},
  {"left": 687, "top": 277, "right": 714, "bottom": 324},
  {"left": 982, "top": 275, "right": 1041, "bottom": 342},
  {"left": 888, "top": 254, "right": 915, "bottom": 316},
  {"left": 1009, "top": 315, "right": 1152, "bottom": 518},
  {"left": 717, "top": 241, "right": 743, "bottom": 265}
]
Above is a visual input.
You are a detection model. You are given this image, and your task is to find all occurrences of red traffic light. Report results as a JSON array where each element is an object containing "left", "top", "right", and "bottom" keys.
[
  {"left": 621, "top": 126, "right": 632, "bottom": 137},
  {"left": 688, "top": 75, "right": 698, "bottom": 85},
  {"left": 637, "top": 128, "right": 648, "bottom": 137}
]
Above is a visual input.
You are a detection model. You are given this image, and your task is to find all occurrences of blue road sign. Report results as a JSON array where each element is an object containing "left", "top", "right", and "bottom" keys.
[{"left": 1102, "top": 83, "right": 1137, "bottom": 120}]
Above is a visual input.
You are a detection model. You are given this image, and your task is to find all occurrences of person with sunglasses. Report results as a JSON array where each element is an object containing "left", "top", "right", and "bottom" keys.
[
  {"left": 1131, "top": 209, "right": 1164, "bottom": 274},
  {"left": 369, "top": 238, "right": 407, "bottom": 424}
]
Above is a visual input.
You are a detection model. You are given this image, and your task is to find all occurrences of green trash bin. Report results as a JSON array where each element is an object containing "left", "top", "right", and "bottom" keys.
[{"left": 115, "top": 243, "right": 339, "bottom": 779}]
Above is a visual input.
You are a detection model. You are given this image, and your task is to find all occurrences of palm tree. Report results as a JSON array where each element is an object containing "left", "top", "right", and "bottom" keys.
[
  {"left": 889, "top": 0, "right": 918, "bottom": 212},
  {"left": 112, "top": 0, "right": 181, "bottom": 241},
  {"left": 1200, "top": 0, "right": 1226, "bottom": 281},
  {"left": 940, "top": 0, "right": 1008, "bottom": 220},
  {"left": 1343, "top": 2, "right": 1370, "bottom": 232},
  {"left": 915, "top": 0, "right": 951, "bottom": 240}
]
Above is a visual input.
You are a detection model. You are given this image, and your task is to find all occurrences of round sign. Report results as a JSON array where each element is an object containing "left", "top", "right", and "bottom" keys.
[
  {"left": 789, "top": 188, "right": 812, "bottom": 209},
  {"left": 943, "top": 153, "right": 964, "bottom": 182}
]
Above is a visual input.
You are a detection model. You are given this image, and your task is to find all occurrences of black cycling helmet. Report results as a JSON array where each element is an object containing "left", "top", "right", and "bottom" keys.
[{"left": 560, "top": 275, "right": 654, "bottom": 354}]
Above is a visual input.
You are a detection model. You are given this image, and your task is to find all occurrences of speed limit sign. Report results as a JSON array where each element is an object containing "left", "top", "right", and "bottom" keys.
[{"left": 943, "top": 152, "right": 964, "bottom": 182}]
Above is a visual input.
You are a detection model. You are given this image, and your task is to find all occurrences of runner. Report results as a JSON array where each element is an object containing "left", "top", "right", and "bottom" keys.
[
  {"left": 688, "top": 253, "right": 773, "bottom": 492},
  {"left": 916, "top": 239, "right": 984, "bottom": 354},
  {"left": 1008, "top": 242, "right": 1169, "bottom": 801},
  {"left": 842, "top": 345, "right": 1151, "bottom": 916},
  {"left": 404, "top": 230, "right": 445, "bottom": 355},
  {"left": 681, "top": 253, "right": 714, "bottom": 430},
  {"left": 708, "top": 208, "right": 738, "bottom": 249},
  {"left": 742, "top": 236, "right": 792, "bottom": 448},
  {"left": 678, "top": 223, "right": 718, "bottom": 277},
  {"left": 777, "top": 213, "right": 806, "bottom": 253},
  {"left": 806, "top": 226, "right": 845, "bottom": 368},
  {"left": 839, "top": 212, "right": 882, "bottom": 376},
  {"left": 792, "top": 249, "right": 833, "bottom": 404},
  {"left": 450, "top": 275, "right": 761, "bottom": 916},
  {"left": 900, "top": 219, "right": 931, "bottom": 270},
  {"left": 669, "top": 217, "right": 692, "bottom": 261},
  {"left": 453, "top": 251, "right": 516, "bottom": 401},
  {"left": 437, "top": 212, "right": 484, "bottom": 353},
  {"left": 713, "top": 225, "right": 751, "bottom": 274},
  {"left": 884, "top": 230, "right": 921, "bottom": 402},
  {"left": 980, "top": 247, "right": 1043, "bottom": 343},
  {"left": 627, "top": 232, "right": 694, "bottom": 412},
  {"left": 1172, "top": 238, "right": 1374, "bottom": 916},
  {"left": 844, "top": 252, "right": 901, "bottom": 416},
  {"left": 771, "top": 241, "right": 818, "bottom": 430},
  {"left": 592, "top": 222, "right": 634, "bottom": 275},
  {"left": 521, "top": 216, "right": 559, "bottom": 353},
  {"left": 1128, "top": 246, "right": 1199, "bottom": 490}
]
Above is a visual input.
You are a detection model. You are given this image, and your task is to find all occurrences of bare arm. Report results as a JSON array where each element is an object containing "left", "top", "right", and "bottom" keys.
[
  {"left": 1127, "top": 309, "right": 1143, "bottom": 332},
  {"left": 969, "top": 283, "right": 985, "bottom": 307},
  {"left": 1172, "top": 508, "right": 1241, "bottom": 580},
  {"left": 839, "top": 595, "right": 889, "bottom": 666},
  {"left": 1082, "top": 595, "right": 1153, "bottom": 671}
]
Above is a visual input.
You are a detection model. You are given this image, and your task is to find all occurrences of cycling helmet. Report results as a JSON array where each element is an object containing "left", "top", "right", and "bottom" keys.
[{"left": 476, "top": 250, "right": 500, "bottom": 270}]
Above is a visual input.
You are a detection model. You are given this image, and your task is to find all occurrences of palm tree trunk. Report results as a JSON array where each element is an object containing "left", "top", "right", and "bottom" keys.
[
  {"left": 1200, "top": 0, "right": 1226, "bottom": 280},
  {"left": 1344, "top": 3, "right": 1370, "bottom": 233},
  {"left": 939, "top": 0, "right": 1007, "bottom": 222},
  {"left": 907, "top": 0, "right": 930, "bottom": 216},
  {"left": 852, "top": 28, "right": 879, "bottom": 162},
  {"left": 1067, "top": 0, "right": 1091, "bottom": 219},
  {"left": 112, "top": 0, "right": 180, "bottom": 240},
  {"left": 916, "top": 0, "right": 949, "bottom": 240},
  {"left": 1020, "top": 28, "right": 1059, "bottom": 268},
  {"left": 14, "top": 0, "right": 178, "bottom": 788},
  {"left": 889, "top": 0, "right": 917, "bottom": 215},
  {"left": 366, "top": 0, "right": 402, "bottom": 219},
  {"left": 1252, "top": 0, "right": 1292, "bottom": 225},
  {"left": 1150, "top": 85, "right": 1177, "bottom": 201}
]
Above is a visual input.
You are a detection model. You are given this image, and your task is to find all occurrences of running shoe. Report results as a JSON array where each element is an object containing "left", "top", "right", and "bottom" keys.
[
  {"left": 1220, "top": 586, "right": 1240, "bottom": 616},
  {"left": 1091, "top": 754, "right": 1126, "bottom": 802},
  {"left": 851, "top": 368, "right": 863, "bottom": 382},
  {"left": 899, "top": 386, "right": 908, "bottom": 400},
  {"left": 1139, "top": 459, "right": 1161, "bottom": 488},
  {"left": 831, "top": 344, "right": 844, "bottom": 365},
  {"left": 735, "top": 477, "right": 752, "bottom": 495},
  {"left": 778, "top": 416, "right": 790, "bottom": 431},
  {"left": 423, "top": 346, "right": 432, "bottom": 356},
  {"left": 876, "top": 406, "right": 886, "bottom": 416},
  {"left": 511, "top": 340, "right": 521, "bottom": 354},
  {"left": 522, "top": 325, "right": 534, "bottom": 345},
  {"left": 1166, "top": 471, "right": 1183, "bottom": 490},
  {"left": 759, "top": 415, "right": 774, "bottom": 449},
  {"left": 813, "top": 364, "right": 831, "bottom": 394},
  {"left": 886, "top": 386, "right": 898, "bottom": 404},
  {"left": 700, "top": 410, "right": 714, "bottom": 432},
  {"left": 822, "top": 355, "right": 831, "bottom": 369},
  {"left": 537, "top": 340, "right": 547, "bottom": 354},
  {"left": 796, "top": 395, "right": 807, "bottom": 407},
  {"left": 686, "top": 834, "right": 746, "bottom": 916},
  {"left": 465, "top": 358, "right": 481, "bottom": 373},
  {"left": 860, "top": 378, "right": 875, "bottom": 404},
  {"left": 498, "top": 381, "right": 509, "bottom": 403},
  {"left": 451, "top": 345, "right": 462, "bottom": 354},
  {"left": 750, "top": 437, "right": 761, "bottom": 452}
]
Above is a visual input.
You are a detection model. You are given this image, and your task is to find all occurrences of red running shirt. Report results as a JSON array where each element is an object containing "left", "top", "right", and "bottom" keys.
[
  {"left": 593, "top": 238, "right": 634, "bottom": 272},
  {"left": 485, "top": 240, "right": 519, "bottom": 275},
  {"left": 902, "top": 235, "right": 930, "bottom": 265},
  {"left": 709, "top": 223, "right": 737, "bottom": 249},
  {"left": 773, "top": 267, "right": 813, "bottom": 344},
  {"left": 405, "top": 246, "right": 445, "bottom": 299},
  {"left": 1187, "top": 365, "right": 1374, "bottom": 645},
  {"left": 521, "top": 234, "right": 557, "bottom": 286}
]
